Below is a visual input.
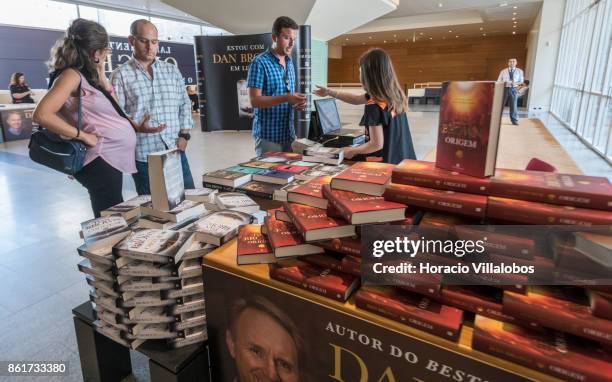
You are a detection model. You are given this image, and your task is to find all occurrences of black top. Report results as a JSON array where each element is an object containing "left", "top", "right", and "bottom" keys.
[
  {"left": 359, "top": 97, "right": 416, "bottom": 164},
  {"left": 10, "top": 84, "right": 34, "bottom": 104}
]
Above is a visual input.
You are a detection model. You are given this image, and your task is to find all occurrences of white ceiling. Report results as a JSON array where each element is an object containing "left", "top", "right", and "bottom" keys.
[{"left": 333, "top": 0, "right": 542, "bottom": 45}]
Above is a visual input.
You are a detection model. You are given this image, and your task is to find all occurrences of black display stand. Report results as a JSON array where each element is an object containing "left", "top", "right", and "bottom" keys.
[{"left": 72, "top": 302, "right": 210, "bottom": 382}]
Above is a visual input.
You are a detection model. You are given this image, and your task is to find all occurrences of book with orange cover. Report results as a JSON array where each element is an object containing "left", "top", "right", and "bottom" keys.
[
  {"left": 286, "top": 175, "right": 332, "bottom": 209},
  {"left": 263, "top": 215, "right": 324, "bottom": 258},
  {"left": 321, "top": 184, "right": 406, "bottom": 224},
  {"left": 330, "top": 162, "right": 394, "bottom": 196},
  {"left": 283, "top": 202, "right": 356, "bottom": 242},
  {"left": 236, "top": 224, "right": 275, "bottom": 265}
]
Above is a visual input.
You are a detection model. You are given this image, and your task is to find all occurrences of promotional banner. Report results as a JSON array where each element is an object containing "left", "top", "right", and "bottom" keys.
[
  {"left": 194, "top": 34, "right": 272, "bottom": 132},
  {"left": 294, "top": 25, "right": 312, "bottom": 139},
  {"left": 0, "top": 25, "right": 196, "bottom": 89},
  {"left": 203, "top": 265, "right": 531, "bottom": 382}
]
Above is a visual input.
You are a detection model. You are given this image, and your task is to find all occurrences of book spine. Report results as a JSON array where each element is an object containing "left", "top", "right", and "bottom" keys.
[
  {"left": 439, "top": 289, "right": 522, "bottom": 324},
  {"left": 321, "top": 185, "right": 352, "bottom": 222},
  {"left": 590, "top": 292, "right": 612, "bottom": 320},
  {"left": 391, "top": 170, "right": 489, "bottom": 195},
  {"left": 384, "top": 184, "right": 485, "bottom": 218},
  {"left": 269, "top": 268, "right": 306, "bottom": 290},
  {"left": 472, "top": 328, "right": 607, "bottom": 382},
  {"left": 489, "top": 182, "right": 612, "bottom": 211},
  {"left": 301, "top": 255, "right": 343, "bottom": 272},
  {"left": 503, "top": 292, "right": 612, "bottom": 346},
  {"left": 317, "top": 239, "right": 361, "bottom": 256},
  {"left": 355, "top": 291, "right": 460, "bottom": 341},
  {"left": 282, "top": 203, "right": 308, "bottom": 236},
  {"left": 237, "top": 188, "right": 273, "bottom": 200},
  {"left": 202, "top": 182, "right": 234, "bottom": 192}
]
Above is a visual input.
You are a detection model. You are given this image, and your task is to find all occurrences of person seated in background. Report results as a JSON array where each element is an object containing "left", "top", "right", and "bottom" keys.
[
  {"left": 313, "top": 48, "right": 416, "bottom": 164},
  {"left": 187, "top": 85, "right": 199, "bottom": 112},
  {"left": 517, "top": 79, "right": 530, "bottom": 97},
  {"left": 9, "top": 72, "right": 35, "bottom": 104}
]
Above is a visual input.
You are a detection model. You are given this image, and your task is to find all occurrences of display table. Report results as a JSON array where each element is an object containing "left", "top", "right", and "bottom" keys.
[
  {"left": 202, "top": 240, "right": 563, "bottom": 382},
  {"left": 72, "top": 302, "right": 210, "bottom": 382}
]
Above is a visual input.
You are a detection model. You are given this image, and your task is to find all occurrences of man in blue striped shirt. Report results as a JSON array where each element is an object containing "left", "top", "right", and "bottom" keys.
[{"left": 247, "top": 16, "right": 306, "bottom": 156}]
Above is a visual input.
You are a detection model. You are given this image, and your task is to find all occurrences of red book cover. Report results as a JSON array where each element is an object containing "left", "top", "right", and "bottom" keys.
[
  {"left": 236, "top": 224, "right": 273, "bottom": 264},
  {"left": 321, "top": 184, "right": 406, "bottom": 223},
  {"left": 333, "top": 161, "right": 394, "bottom": 185},
  {"left": 316, "top": 236, "right": 362, "bottom": 256},
  {"left": 273, "top": 163, "right": 310, "bottom": 174},
  {"left": 490, "top": 169, "right": 612, "bottom": 211},
  {"left": 261, "top": 151, "right": 303, "bottom": 160},
  {"left": 455, "top": 226, "right": 538, "bottom": 260},
  {"left": 288, "top": 175, "right": 332, "bottom": 199},
  {"left": 355, "top": 286, "right": 463, "bottom": 341},
  {"left": 589, "top": 291, "right": 612, "bottom": 320},
  {"left": 503, "top": 287, "right": 612, "bottom": 346},
  {"left": 487, "top": 196, "right": 612, "bottom": 226},
  {"left": 440, "top": 286, "right": 538, "bottom": 328},
  {"left": 384, "top": 183, "right": 487, "bottom": 218},
  {"left": 398, "top": 272, "right": 441, "bottom": 297},
  {"left": 263, "top": 215, "right": 305, "bottom": 250},
  {"left": 284, "top": 202, "right": 355, "bottom": 241},
  {"left": 473, "top": 315, "right": 612, "bottom": 382},
  {"left": 301, "top": 252, "right": 361, "bottom": 276},
  {"left": 393, "top": 159, "right": 492, "bottom": 194},
  {"left": 269, "top": 261, "right": 359, "bottom": 302},
  {"left": 435, "top": 81, "right": 504, "bottom": 178},
  {"left": 418, "top": 212, "right": 476, "bottom": 241}
]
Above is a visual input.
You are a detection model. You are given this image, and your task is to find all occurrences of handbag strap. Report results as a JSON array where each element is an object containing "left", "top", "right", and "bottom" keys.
[{"left": 76, "top": 81, "right": 82, "bottom": 132}]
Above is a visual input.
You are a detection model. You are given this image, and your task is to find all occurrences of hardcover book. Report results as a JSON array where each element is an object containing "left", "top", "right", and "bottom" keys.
[
  {"left": 322, "top": 184, "right": 406, "bottom": 224},
  {"left": 589, "top": 290, "right": 612, "bottom": 320},
  {"left": 487, "top": 196, "right": 612, "bottom": 226},
  {"left": 224, "top": 165, "right": 265, "bottom": 175},
  {"left": 148, "top": 149, "right": 185, "bottom": 211},
  {"left": 454, "top": 226, "right": 537, "bottom": 260},
  {"left": 101, "top": 195, "right": 152, "bottom": 221},
  {"left": 237, "top": 181, "right": 283, "bottom": 200},
  {"left": 184, "top": 187, "right": 218, "bottom": 205},
  {"left": 239, "top": 160, "right": 278, "bottom": 170},
  {"left": 269, "top": 260, "right": 360, "bottom": 302},
  {"left": 81, "top": 215, "right": 130, "bottom": 250},
  {"left": 263, "top": 215, "right": 324, "bottom": 258},
  {"left": 316, "top": 236, "right": 362, "bottom": 256},
  {"left": 355, "top": 286, "right": 464, "bottom": 341},
  {"left": 272, "top": 163, "right": 310, "bottom": 174},
  {"left": 301, "top": 251, "right": 361, "bottom": 276},
  {"left": 490, "top": 169, "right": 612, "bottom": 211},
  {"left": 286, "top": 176, "right": 332, "bottom": 209},
  {"left": 473, "top": 315, "right": 612, "bottom": 382},
  {"left": 202, "top": 169, "right": 252, "bottom": 189},
  {"left": 215, "top": 192, "right": 259, "bottom": 214},
  {"left": 331, "top": 162, "right": 395, "bottom": 196},
  {"left": 302, "top": 146, "right": 344, "bottom": 165},
  {"left": 392, "top": 159, "right": 492, "bottom": 194},
  {"left": 295, "top": 163, "right": 349, "bottom": 181},
  {"left": 503, "top": 287, "right": 612, "bottom": 346},
  {"left": 273, "top": 179, "right": 309, "bottom": 202},
  {"left": 236, "top": 224, "right": 275, "bottom": 265},
  {"left": 252, "top": 169, "right": 295, "bottom": 185},
  {"left": 260, "top": 151, "right": 303, "bottom": 160},
  {"left": 574, "top": 232, "right": 612, "bottom": 268},
  {"left": 113, "top": 229, "right": 194, "bottom": 264},
  {"left": 384, "top": 183, "right": 487, "bottom": 218},
  {"left": 435, "top": 81, "right": 504, "bottom": 178},
  {"left": 140, "top": 200, "right": 206, "bottom": 223},
  {"left": 284, "top": 202, "right": 356, "bottom": 242},
  {"left": 188, "top": 210, "right": 253, "bottom": 246}
]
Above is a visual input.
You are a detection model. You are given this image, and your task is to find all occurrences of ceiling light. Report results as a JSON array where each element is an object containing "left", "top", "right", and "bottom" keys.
[
  {"left": 384, "top": 40, "right": 387, "bottom": 43},
  {"left": 456, "top": 35, "right": 459, "bottom": 38},
  {"left": 368, "top": 36, "right": 372, "bottom": 39},
  {"left": 429, "top": 37, "right": 433, "bottom": 40},
  {"left": 438, "top": 3, "right": 443, "bottom": 7},
  {"left": 482, "top": 33, "right": 486, "bottom": 36},
  {"left": 513, "top": 12, "right": 517, "bottom": 15},
  {"left": 512, "top": 31, "right": 516, "bottom": 34},
  {"left": 512, "top": 17, "right": 516, "bottom": 20},
  {"left": 449, "top": 30, "right": 452, "bottom": 33},
  {"left": 480, "top": 27, "right": 484, "bottom": 30},
  {"left": 420, "top": 32, "right": 424, "bottom": 35},
  {"left": 513, "top": 5, "right": 518, "bottom": 9},
  {"left": 513, "top": 25, "right": 517, "bottom": 28},
  {"left": 499, "top": 2, "right": 508, "bottom": 6},
  {"left": 345, "top": 37, "right": 349, "bottom": 40}
]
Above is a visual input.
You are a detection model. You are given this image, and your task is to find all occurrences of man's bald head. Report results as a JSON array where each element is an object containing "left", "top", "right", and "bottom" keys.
[{"left": 130, "top": 19, "right": 157, "bottom": 37}]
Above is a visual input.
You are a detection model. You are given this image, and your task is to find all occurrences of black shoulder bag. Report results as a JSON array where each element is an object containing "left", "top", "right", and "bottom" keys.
[{"left": 28, "top": 81, "right": 86, "bottom": 175}]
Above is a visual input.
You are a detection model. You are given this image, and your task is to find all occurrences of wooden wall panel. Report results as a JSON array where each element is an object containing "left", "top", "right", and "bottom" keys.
[{"left": 328, "top": 34, "right": 528, "bottom": 89}]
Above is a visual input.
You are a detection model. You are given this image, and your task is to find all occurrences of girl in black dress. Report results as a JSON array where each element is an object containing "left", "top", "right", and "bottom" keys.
[{"left": 314, "top": 48, "right": 416, "bottom": 164}]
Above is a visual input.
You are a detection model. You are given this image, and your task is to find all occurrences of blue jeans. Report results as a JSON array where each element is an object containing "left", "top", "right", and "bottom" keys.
[
  {"left": 133, "top": 150, "right": 195, "bottom": 195},
  {"left": 504, "top": 87, "right": 519, "bottom": 123},
  {"left": 254, "top": 137, "right": 293, "bottom": 157}
]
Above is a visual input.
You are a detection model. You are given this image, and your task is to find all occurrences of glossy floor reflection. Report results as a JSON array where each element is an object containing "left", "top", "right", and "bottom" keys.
[{"left": 0, "top": 107, "right": 609, "bottom": 381}]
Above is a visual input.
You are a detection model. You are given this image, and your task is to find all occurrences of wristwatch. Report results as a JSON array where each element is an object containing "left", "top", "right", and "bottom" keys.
[{"left": 178, "top": 132, "right": 191, "bottom": 141}]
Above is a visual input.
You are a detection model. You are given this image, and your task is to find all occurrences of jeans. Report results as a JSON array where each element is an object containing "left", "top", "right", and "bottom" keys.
[
  {"left": 74, "top": 157, "right": 123, "bottom": 218},
  {"left": 254, "top": 137, "right": 293, "bottom": 157},
  {"left": 503, "top": 87, "right": 519, "bottom": 123},
  {"left": 133, "top": 150, "right": 195, "bottom": 196}
]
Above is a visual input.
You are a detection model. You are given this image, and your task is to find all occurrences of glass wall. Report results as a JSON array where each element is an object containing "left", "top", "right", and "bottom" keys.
[
  {"left": 550, "top": 0, "right": 612, "bottom": 162},
  {"left": 0, "top": 0, "right": 228, "bottom": 41}
]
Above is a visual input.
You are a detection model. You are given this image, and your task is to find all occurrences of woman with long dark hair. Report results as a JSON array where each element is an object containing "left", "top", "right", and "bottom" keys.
[
  {"left": 9, "top": 72, "right": 35, "bottom": 104},
  {"left": 314, "top": 48, "right": 416, "bottom": 164},
  {"left": 33, "top": 18, "right": 138, "bottom": 217}
]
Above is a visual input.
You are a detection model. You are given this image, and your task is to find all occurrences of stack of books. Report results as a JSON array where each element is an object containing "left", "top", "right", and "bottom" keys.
[{"left": 201, "top": 151, "right": 349, "bottom": 201}]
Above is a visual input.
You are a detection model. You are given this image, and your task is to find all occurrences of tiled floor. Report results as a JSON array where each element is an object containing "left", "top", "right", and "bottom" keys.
[{"left": 0, "top": 106, "right": 609, "bottom": 381}]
